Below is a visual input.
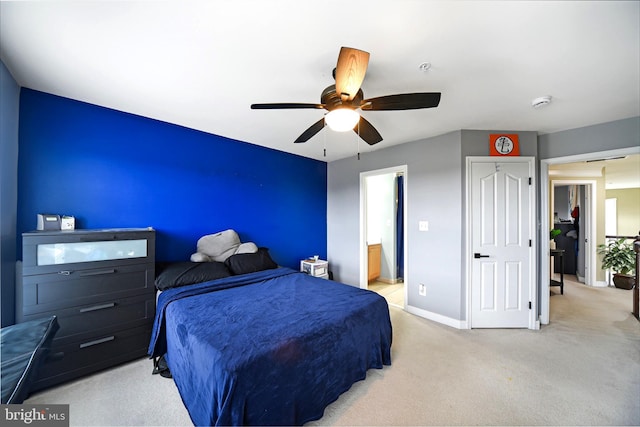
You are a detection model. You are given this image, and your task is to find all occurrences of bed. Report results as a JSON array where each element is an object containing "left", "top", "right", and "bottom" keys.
[
  {"left": 1, "top": 315, "right": 59, "bottom": 404},
  {"left": 148, "top": 257, "right": 392, "bottom": 426}
]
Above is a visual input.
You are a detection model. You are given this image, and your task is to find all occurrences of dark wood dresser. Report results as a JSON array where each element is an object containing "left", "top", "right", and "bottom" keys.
[{"left": 16, "top": 228, "right": 156, "bottom": 391}]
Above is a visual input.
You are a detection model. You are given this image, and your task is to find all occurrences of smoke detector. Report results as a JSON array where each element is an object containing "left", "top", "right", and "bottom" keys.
[
  {"left": 418, "top": 62, "right": 431, "bottom": 72},
  {"left": 531, "top": 96, "right": 552, "bottom": 108}
]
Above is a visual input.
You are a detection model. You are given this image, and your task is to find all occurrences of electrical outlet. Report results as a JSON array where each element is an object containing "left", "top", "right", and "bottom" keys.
[{"left": 419, "top": 283, "right": 426, "bottom": 296}]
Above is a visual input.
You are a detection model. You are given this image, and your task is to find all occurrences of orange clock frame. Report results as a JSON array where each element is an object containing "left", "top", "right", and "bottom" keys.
[{"left": 489, "top": 134, "right": 520, "bottom": 156}]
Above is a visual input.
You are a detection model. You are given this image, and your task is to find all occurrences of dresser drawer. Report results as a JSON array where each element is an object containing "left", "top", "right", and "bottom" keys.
[
  {"left": 19, "top": 293, "right": 155, "bottom": 345},
  {"left": 31, "top": 324, "right": 152, "bottom": 392},
  {"left": 22, "top": 229, "right": 155, "bottom": 276},
  {"left": 18, "top": 263, "right": 153, "bottom": 317}
]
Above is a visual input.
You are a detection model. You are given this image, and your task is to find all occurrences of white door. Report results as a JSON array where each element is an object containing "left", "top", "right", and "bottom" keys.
[{"left": 471, "top": 160, "right": 533, "bottom": 328}]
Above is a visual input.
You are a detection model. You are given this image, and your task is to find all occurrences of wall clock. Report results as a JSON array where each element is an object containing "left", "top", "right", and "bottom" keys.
[{"left": 489, "top": 134, "right": 520, "bottom": 156}]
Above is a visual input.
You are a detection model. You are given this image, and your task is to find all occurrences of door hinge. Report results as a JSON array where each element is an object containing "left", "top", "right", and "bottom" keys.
[
  {"left": 529, "top": 239, "right": 532, "bottom": 247},
  {"left": 529, "top": 301, "right": 532, "bottom": 310},
  {"left": 528, "top": 177, "right": 532, "bottom": 185}
]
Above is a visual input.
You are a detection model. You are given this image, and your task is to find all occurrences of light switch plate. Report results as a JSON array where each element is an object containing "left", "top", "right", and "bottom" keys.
[{"left": 419, "top": 220, "right": 429, "bottom": 231}]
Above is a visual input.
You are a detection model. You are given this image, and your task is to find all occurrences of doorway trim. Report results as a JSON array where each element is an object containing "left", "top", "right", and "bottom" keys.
[
  {"left": 359, "top": 164, "right": 408, "bottom": 310},
  {"left": 549, "top": 179, "right": 596, "bottom": 287},
  {"left": 539, "top": 146, "right": 640, "bottom": 325}
]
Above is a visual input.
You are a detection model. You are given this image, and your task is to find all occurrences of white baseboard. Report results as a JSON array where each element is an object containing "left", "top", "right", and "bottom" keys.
[
  {"left": 406, "top": 305, "right": 468, "bottom": 329},
  {"left": 592, "top": 280, "right": 609, "bottom": 288}
]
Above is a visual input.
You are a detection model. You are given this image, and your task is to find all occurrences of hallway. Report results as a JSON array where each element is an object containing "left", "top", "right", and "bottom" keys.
[{"left": 549, "top": 273, "right": 637, "bottom": 326}]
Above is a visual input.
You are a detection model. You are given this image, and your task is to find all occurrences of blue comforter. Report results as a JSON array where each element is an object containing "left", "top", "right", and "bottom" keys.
[{"left": 148, "top": 267, "right": 392, "bottom": 426}]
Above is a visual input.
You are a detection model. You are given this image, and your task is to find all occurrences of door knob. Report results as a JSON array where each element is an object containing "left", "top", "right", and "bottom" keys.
[{"left": 474, "top": 253, "right": 490, "bottom": 258}]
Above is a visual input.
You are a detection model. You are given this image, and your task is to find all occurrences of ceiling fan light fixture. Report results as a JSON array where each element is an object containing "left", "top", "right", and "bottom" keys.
[
  {"left": 325, "top": 108, "right": 360, "bottom": 132},
  {"left": 251, "top": 47, "right": 441, "bottom": 145}
]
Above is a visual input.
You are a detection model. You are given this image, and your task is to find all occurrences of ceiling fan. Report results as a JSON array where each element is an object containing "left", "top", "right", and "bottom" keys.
[{"left": 250, "top": 47, "right": 441, "bottom": 146}]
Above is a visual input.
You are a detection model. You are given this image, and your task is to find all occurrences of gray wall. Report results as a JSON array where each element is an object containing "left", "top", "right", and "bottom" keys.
[
  {"left": 328, "top": 131, "right": 463, "bottom": 320},
  {"left": 460, "top": 130, "right": 538, "bottom": 157},
  {"left": 0, "top": 60, "right": 19, "bottom": 327},
  {"left": 538, "top": 116, "right": 640, "bottom": 159},
  {"left": 554, "top": 185, "right": 571, "bottom": 220},
  {"left": 328, "top": 129, "right": 540, "bottom": 322}
]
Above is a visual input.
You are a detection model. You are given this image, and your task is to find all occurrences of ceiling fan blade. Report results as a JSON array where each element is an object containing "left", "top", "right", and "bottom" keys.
[
  {"left": 294, "top": 118, "right": 325, "bottom": 143},
  {"left": 354, "top": 116, "right": 383, "bottom": 145},
  {"left": 334, "top": 47, "right": 370, "bottom": 102},
  {"left": 251, "top": 103, "right": 324, "bottom": 110},
  {"left": 361, "top": 92, "right": 441, "bottom": 111}
]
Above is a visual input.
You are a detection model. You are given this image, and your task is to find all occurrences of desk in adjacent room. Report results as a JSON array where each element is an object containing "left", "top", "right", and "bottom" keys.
[{"left": 550, "top": 248, "right": 565, "bottom": 295}]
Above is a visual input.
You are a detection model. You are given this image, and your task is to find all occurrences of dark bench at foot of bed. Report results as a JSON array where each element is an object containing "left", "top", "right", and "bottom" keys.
[{"left": 1, "top": 316, "right": 59, "bottom": 404}]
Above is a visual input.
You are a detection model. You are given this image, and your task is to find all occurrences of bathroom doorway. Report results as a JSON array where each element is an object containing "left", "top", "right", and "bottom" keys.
[{"left": 360, "top": 165, "right": 407, "bottom": 309}]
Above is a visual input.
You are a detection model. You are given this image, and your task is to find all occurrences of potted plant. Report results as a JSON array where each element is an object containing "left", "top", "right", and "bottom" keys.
[{"left": 596, "top": 238, "right": 636, "bottom": 290}]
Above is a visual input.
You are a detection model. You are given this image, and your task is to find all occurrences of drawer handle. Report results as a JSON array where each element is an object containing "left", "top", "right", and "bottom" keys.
[
  {"left": 80, "top": 302, "right": 116, "bottom": 313},
  {"left": 58, "top": 271, "right": 72, "bottom": 275},
  {"left": 79, "top": 336, "right": 115, "bottom": 349},
  {"left": 78, "top": 268, "right": 116, "bottom": 277}
]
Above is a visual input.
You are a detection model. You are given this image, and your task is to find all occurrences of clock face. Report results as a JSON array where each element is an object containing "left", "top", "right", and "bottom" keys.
[{"left": 494, "top": 136, "right": 514, "bottom": 155}]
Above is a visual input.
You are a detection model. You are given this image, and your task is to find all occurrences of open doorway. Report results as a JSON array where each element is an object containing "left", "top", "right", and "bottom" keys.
[
  {"left": 550, "top": 181, "right": 595, "bottom": 287},
  {"left": 360, "top": 165, "right": 408, "bottom": 309},
  {"left": 540, "top": 148, "right": 640, "bottom": 325}
]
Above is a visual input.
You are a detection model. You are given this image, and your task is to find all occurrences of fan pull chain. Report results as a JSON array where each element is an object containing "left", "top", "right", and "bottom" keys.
[
  {"left": 357, "top": 127, "right": 360, "bottom": 160},
  {"left": 357, "top": 120, "right": 361, "bottom": 160}
]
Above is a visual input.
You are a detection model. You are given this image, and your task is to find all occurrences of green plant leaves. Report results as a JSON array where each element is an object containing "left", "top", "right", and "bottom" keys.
[{"left": 597, "top": 238, "right": 635, "bottom": 275}]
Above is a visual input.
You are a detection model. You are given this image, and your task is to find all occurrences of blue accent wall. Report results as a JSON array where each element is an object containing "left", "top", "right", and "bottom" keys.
[{"left": 17, "top": 89, "right": 327, "bottom": 268}]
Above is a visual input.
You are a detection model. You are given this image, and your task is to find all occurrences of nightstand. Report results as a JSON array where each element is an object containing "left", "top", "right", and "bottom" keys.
[{"left": 300, "top": 259, "right": 329, "bottom": 279}]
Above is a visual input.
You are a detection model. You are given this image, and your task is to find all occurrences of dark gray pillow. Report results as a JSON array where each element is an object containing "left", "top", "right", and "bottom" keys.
[
  {"left": 224, "top": 247, "right": 278, "bottom": 275},
  {"left": 155, "top": 261, "right": 232, "bottom": 291}
]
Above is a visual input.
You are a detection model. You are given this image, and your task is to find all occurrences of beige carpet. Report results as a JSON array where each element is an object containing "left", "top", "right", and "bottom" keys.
[{"left": 26, "top": 276, "right": 640, "bottom": 426}]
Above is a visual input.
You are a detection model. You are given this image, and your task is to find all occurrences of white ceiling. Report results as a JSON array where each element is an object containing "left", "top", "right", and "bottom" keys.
[{"left": 1, "top": 1, "right": 639, "bottom": 163}]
